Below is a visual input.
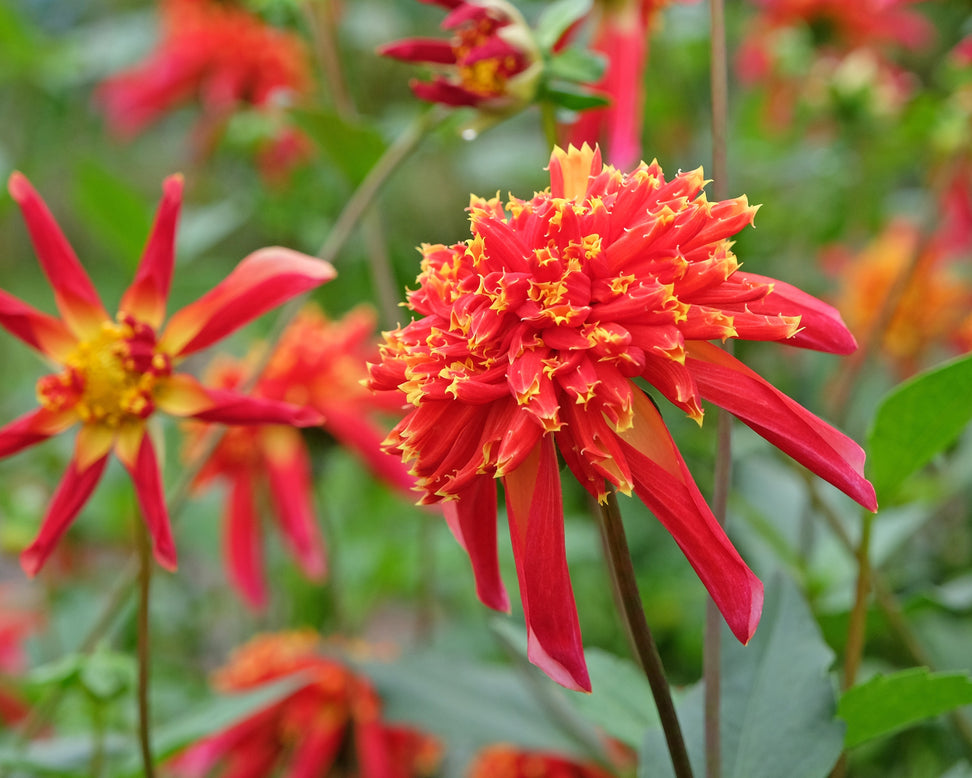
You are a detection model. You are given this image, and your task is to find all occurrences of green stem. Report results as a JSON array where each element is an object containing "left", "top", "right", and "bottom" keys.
[
  {"left": 540, "top": 101, "right": 559, "bottom": 152},
  {"left": 843, "top": 511, "right": 873, "bottom": 690},
  {"left": 596, "top": 490, "right": 694, "bottom": 778},
  {"left": 135, "top": 518, "right": 156, "bottom": 778},
  {"left": 705, "top": 0, "right": 730, "bottom": 774}
]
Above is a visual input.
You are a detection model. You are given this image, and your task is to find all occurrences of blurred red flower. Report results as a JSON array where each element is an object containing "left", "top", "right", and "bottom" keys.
[
  {"left": 0, "top": 173, "right": 334, "bottom": 576},
  {"left": 172, "top": 631, "right": 442, "bottom": 778},
  {"left": 468, "top": 744, "right": 616, "bottom": 778},
  {"left": 369, "top": 144, "right": 876, "bottom": 691},
  {"left": 378, "top": 0, "right": 542, "bottom": 113},
  {"left": 188, "top": 304, "right": 417, "bottom": 608}
]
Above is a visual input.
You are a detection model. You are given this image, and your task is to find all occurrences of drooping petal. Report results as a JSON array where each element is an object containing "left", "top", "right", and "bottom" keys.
[
  {"left": 685, "top": 341, "right": 877, "bottom": 511},
  {"left": 282, "top": 726, "right": 344, "bottom": 778},
  {"left": 7, "top": 172, "right": 109, "bottom": 339},
  {"left": 261, "top": 426, "right": 327, "bottom": 580},
  {"left": 155, "top": 373, "right": 324, "bottom": 426},
  {"left": 734, "top": 272, "right": 859, "bottom": 354},
  {"left": 0, "top": 289, "right": 77, "bottom": 362},
  {"left": 378, "top": 38, "right": 457, "bottom": 64},
  {"left": 226, "top": 474, "right": 268, "bottom": 609},
  {"left": 503, "top": 436, "right": 590, "bottom": 692},
  {"left": 0, "top": 407, "right": 76, "bottom": 459},
  {"left": 616, "top": 389, "right": 764, "bottom": 644},
  {"left": 20, "top": 453, "right": 109, "bottom": 576},
  {"left": 159, "top": 248, "right": 336, "bottom": 357},
  {"left": 116, "top": 428, "right": 178, "bottom": 571},
  {"left": 119, "top": 174, "right": 184, "bottom": 330},
  {"left": 442, "top": 477, "right": 510, "bottom": 613}
]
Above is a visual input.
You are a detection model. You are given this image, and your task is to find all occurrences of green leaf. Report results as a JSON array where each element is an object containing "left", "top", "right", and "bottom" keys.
[
  {"left": 546, "top": 49, "right": 607, "bottom": 85},
  {"left": 838, "top": 668, "right": 972, "bottom": 748},
  {"left": 639, "top": 574, "right": 844, "bottom": 778},
  {"left": 360, "top": 650, "right": 597, "bottom": 760},
  {"left": 543, "top": 82, "right": 611, "bottom": 112},
  {"left": 534, "top": 0, "right": 592, "bottom": 51},
  {"left": 867, "top": 352, "right": 972, "bottom": 503}
]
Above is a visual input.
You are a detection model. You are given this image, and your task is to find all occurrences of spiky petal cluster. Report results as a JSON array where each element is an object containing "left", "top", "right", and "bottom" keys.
[
  {"left": 188, "top": 304, "right": 417, "bottom": 608},
  {"left": 369, "top": 144, "right": 876, "bottom": 691},
  {"left": 0, "top": 173, "right": 335, "bottom": 576},
  {"left": 172, "top": 631, "right": 442, "bottom": 778},
  {"left": 378, "top": 0, "right": 541, "bottom": 111}
]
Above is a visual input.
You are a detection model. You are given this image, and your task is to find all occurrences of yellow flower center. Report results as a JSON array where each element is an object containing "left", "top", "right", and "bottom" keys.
[{"left": 36, "top": 316, "right": 171, "bottom": 428}]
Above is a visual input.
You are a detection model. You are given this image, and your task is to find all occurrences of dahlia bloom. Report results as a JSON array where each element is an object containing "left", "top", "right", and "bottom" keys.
[
  {"left": 369, "top": 144, "right": 876, "bottom": 691},
  {"left": 468, "top": 745, "right": 616, "bottom": 778},
  {"left": 0, "top": 173, "right": 335, "bottom": 576},
  {"left": 188, "top": 305, "right": 416, "bottom": 608},
  {"left": 172, "top": 631, "right": 442, "bottom": 778},
  {"left": 378, "top": 0, "right": 542, "bottom": 112},
  {"left": 98, "top": 0, "right": 313, "bottom": 162}
]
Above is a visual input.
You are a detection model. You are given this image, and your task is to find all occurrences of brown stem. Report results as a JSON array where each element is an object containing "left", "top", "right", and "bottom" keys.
[
  {"left": 596, "top": 490, "right": 694, "bottom": 778},
  {"left": 706, "top": 0, "right": 731, "bottom": 773},
  {"left": 842, "top": 511, "right": 873, "bottom": 689},
  {"left": 135, "top": 518, "right": 156, "bottom": 778}
]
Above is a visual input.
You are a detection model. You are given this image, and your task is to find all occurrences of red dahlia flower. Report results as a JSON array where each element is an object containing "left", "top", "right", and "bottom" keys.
[
  {"left": 173, "top": 631, "right": 442, "bottom": 778},
  {"left": 378, "top": 0, "right": 542, "bottom": 111},
  {"left": 188, "top": 305, "right": 417, "bottom": 608},
  {"left": 369, "top": 144, "right": 877, "bottom": 692},
  {"left": 0, "top": 173, "right": 335, "bottom": 576}
]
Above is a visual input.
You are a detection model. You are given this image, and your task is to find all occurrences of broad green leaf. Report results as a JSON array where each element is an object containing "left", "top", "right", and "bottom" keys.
[
  {"left": 361, "top": 650, "right": 599, "bottom": 761},
  {"left": 867, "top": 352, "right": 972, "bottom": 503},
  {"left": 0, "top": 735, "right": 129, "bottom": 776},
  {"left": 546, "top": 49, "right": 607, "bottom": 85},
  {"left": 838, "top": 668, "right": 972, "bottom": 748},
  {"left": 534, "top": 0, "right": 592, "bottom": 51},
  {"left": 543, "top": 82, "right": 611, "bottom": 112},
  {"left": 640, "top": 575, "right": 844, "bottom": 778}
]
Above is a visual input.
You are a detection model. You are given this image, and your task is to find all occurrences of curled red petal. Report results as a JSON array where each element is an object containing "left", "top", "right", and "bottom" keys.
[
  {"left": 118, "top": 432, "right": 178, "bottom": 571},
  {"left": 262, "top": 427, "right": 327, "bottom": 581},
  {"left": 0, "top": 407, "right": 76, "bottom": 459},
  {"left": 226, "top": 474, "right": 267, "bottom": 609},
  {"left": 442, "top": 477, "right": 510, "bottom": 613},
  {"left": 20, "top": 453, "right": 109, "bottom": 576},
  {"left": 734, "top": 272, "right": 859, "bottom": 354},
  {"left": 7, "top": 172, "right": 108, "bottom": 339},
  {"left": 119, "top": 174, "right": 184, "bottom": 330},
  {"left": 155, "top": 373, "right": 324, "bottom": 426},
  {"left": 409, "top": 78, "right": 484, "bottom": 107},
  {"left": 378, "top": 38, "right": 457, "bottom": 64},
  {"left": 686, "top": 341, "right": 877, "bottom": 511},
  {"left": 0, "top": 289, "right": 77, "bottom": 361},
  {"left": 617, "top": 389, "right": 764, "bottom": 644},
  {"left": 159, "top": 247, "right": 336, "bottom": 357},
  {"left": 503, "top": 436, "right": 590, "bottom": 692}
]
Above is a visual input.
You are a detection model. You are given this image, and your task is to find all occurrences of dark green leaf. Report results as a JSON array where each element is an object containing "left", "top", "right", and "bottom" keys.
[
  {"left": 838, "top": 668, "right": 972, "bottom": 748},
  {"left": 543, "top": 82, "right": 611, "bottom": 112},
  {"left": 639, "top": 575, "right": 844, "bottom": 778},
  {"left": 867, "top": 352, "right": 972, "bottom": 502},
  {"left": 534, "top": 0, "right": 592, "bottom": 51}
]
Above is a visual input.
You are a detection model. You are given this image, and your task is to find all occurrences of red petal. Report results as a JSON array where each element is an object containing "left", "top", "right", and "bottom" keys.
[
  {"left": 686, "top": 341, "right": 877, "bottom": 511},
  {"left": 409, "top": 79, "right": 484, "bottom": 107},
  {"left": 119, "top": 432, "right": 178, "bottom": 571},
  {"left": 378, "top": 38, "right": 457, "bottom": 64},
  {"left": 282, "top": 726, "right": 344, "bottom": 778},
  {"left": 8, "top": 172, "right": 109, "bottom": 339},
  {"left": 119, "top": 174, "right": 183, "bottom": 330},
  {"left": 226, "top": 474, "right": 268, "bottom": 609},
  {"left": 155, "top": 373, "right": 325, "bottom": 426},
  {"left": 159, "top": 247, "right": 336, "bottom": 357},
  {"left": 503, "top": 436, "right": 590, "bottom": 692},
  {"left": 20, "top": 453, "right": 109, "bottom": 576},
  {"left": 442, "top": 477, "right": 510, "bottom": 612},
  {"left": 617, "top": 389, "right": 764, "bottom": 644},
  {"left": 734, "top": 272, "right": 859, "bottom": 354},
  {"left": 0, "top": 289, "right": 76, "bottom": 361},
  {"left": 0, "top": 407, "right": 76, "bottom": 459},
  {"left": 262, "top": 427, "right": 327, "bottom": 580}
]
